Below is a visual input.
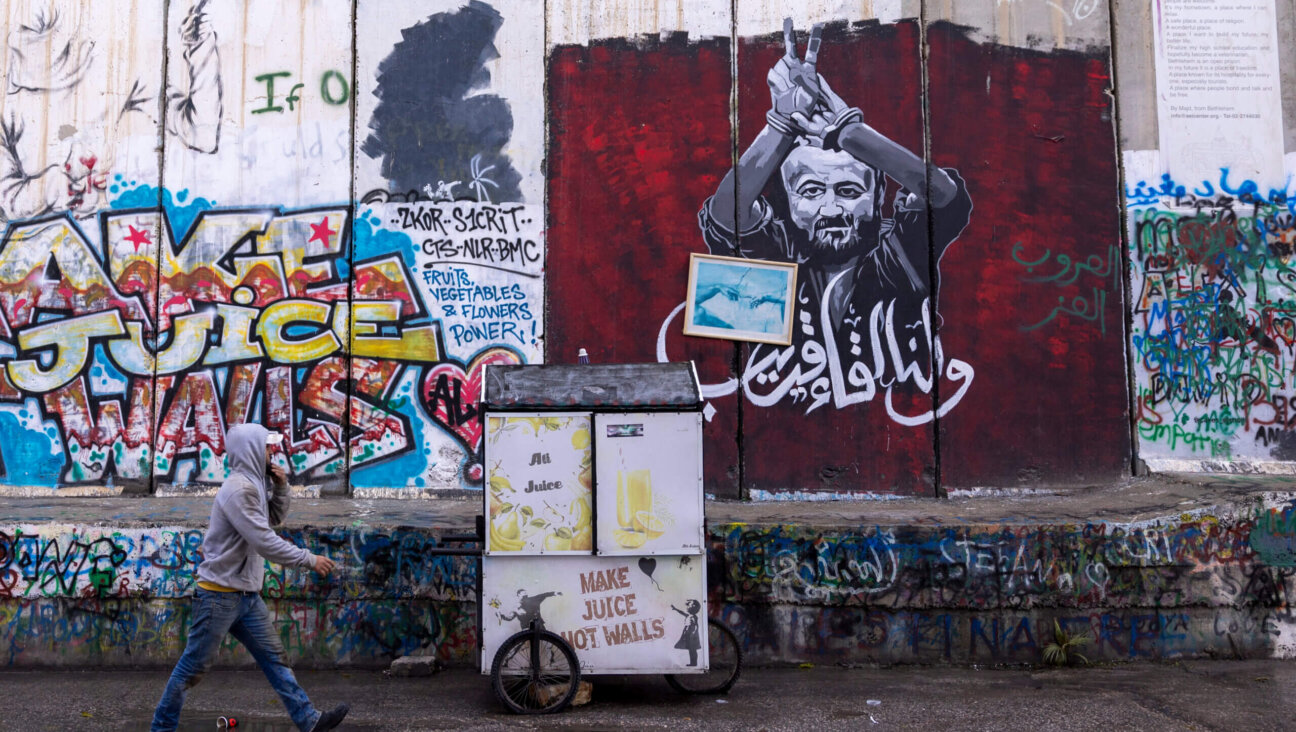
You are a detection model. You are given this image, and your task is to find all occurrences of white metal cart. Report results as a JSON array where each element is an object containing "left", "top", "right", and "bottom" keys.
[{"left": 472, "top": 362, "right": 741, "bottom": 713}]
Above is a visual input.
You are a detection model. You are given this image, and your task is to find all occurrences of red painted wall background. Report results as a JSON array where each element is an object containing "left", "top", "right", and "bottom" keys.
[
  {"left": 547, "top": 22, "right": 1130, "bottom": 496},
  {"left": 926, "top": 23, "right": 1131, "bottom": 486}
]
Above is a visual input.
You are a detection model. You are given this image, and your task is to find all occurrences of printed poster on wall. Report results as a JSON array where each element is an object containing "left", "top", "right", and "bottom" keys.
[
  {"left": 595, "top": 412, "right": 704, "bottom": 556},
  {"left": 481, "top": 554, "right": 708, "bottom": 674},
  {"left": 484, "top": 414, "right": 591, "bottom": 554},
  {"left": 1152, "top": 0, "right": 1286, "bottom": 188}
]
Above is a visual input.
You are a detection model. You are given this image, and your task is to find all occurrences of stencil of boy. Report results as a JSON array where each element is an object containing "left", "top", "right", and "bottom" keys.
[{"left": 499, "top": 588, "right": 562, "bottom": 631}]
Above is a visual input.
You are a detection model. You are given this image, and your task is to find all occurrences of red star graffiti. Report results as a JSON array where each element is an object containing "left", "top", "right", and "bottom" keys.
[
  {"left": 308, "top": 217, "right": 336, "bottom": 247},
  {"left": 125, "top": 225, "right": 152, "bottom": 252}
]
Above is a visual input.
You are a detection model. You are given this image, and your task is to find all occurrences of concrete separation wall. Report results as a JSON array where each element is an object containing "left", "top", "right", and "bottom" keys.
[
  {"left": 4, "top": 477, "right": 1294, "bottom": 667},
  {"left": 0, "top": 0, "right": 1140, "bottom": 500}
]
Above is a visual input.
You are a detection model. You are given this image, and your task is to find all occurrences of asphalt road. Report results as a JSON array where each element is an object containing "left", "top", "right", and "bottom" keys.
[{"left": 0, "top": 660, "right": 1291, "bottom": 731}]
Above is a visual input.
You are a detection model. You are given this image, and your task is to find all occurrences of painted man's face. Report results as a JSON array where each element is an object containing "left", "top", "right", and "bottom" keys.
[{"left": 780, "top": 146, "right": 877, "bottom": 253}]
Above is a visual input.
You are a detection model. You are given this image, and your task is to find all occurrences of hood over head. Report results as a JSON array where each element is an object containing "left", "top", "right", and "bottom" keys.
[{"left": 226, "top": 423, "right": 269, "bottom": 489}]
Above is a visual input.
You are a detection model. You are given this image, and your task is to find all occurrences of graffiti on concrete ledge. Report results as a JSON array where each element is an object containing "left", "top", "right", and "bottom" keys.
[{"left": 3, "top": 505, "right": 1295, "bottom": 666}]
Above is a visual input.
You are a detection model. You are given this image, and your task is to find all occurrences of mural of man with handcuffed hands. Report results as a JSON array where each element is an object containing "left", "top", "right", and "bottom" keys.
[{"left": 700, "top": 20, "right": 974, "bottom": 422}]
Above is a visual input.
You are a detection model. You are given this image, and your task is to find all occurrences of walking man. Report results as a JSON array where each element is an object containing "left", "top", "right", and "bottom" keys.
[{"left": 152, "top": 424, "right": 349, "bottom": 731}]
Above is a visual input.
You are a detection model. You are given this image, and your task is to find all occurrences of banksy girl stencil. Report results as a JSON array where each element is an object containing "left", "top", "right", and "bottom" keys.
[{"left": 671, "top": 599, "right": 702, "bottom": 666}]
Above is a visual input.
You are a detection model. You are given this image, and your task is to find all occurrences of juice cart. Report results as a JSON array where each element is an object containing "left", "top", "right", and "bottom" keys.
[{"left": 477, "top": 362, "right": 740, "bottom": 713}]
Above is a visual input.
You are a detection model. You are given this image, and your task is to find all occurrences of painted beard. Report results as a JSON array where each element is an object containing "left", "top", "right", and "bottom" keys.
[
  {"left": 796, "top": 214, "right": 883, "bottom": 264},
  {"left": 811, "top": 214, "right": 859, "bottom": 250}
]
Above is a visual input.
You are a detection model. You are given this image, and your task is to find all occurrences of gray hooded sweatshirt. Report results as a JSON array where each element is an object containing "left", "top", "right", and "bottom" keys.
[{"left": 196, "top": 424, "right": 313, "bottom": 591}]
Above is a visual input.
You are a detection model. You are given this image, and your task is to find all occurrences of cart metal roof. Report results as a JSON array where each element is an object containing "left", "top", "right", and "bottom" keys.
[{"left": 483, "top": 362, "right": 703, "bottom": 410}]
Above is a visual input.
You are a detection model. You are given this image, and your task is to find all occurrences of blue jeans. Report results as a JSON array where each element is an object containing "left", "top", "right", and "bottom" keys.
[{"left": 152, "top": 589, "right": 320, "bottom": 731}]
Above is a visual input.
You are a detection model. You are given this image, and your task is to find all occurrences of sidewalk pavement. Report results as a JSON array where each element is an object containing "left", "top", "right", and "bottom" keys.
[{"left": 0, "top": 660, "right": 1292, "bottom": 731}]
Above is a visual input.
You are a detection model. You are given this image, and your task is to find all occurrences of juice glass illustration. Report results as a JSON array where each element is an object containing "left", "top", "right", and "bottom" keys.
[
  {"left": 616, "top": 469, "right": 652, "bottom": 527},
  {"left": 615, "top": 469, "right": 663, "bottom": 546}
]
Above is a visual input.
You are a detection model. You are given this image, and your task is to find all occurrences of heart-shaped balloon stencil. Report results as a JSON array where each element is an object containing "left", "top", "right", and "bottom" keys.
[{"left": 421, "top": 348, "right": 521, "bottom": 453}]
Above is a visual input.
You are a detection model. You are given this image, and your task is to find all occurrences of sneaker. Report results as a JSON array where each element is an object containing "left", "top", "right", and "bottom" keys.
[{"left": 311, "top": 703, "right": 350, "bottom": 731}]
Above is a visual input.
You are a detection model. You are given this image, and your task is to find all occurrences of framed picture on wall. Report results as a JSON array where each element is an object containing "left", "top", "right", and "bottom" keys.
[{"left": 683, "top": 253, "right": 797, "bottom": 345}]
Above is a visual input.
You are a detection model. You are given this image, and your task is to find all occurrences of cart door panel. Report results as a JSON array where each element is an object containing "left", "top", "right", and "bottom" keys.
[
  {"left": 484, "top": 413, "right": 593, "bottom": 555},
  {"left": 594, "top": 412, "right": 705, "bottom": 556}
]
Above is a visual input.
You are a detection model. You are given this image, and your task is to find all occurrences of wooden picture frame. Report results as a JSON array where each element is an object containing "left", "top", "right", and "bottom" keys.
[{"left": 683, "top": 253, "right": 797, "bottom": 345}]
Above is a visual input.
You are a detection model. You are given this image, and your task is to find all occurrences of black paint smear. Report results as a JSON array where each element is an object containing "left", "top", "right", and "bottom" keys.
[
  {"left": 362, "top": 0, "right": 522, "bottom": 203},
  {"left": 1268, "top": 429, "right": 1296, "bottom": 461}
]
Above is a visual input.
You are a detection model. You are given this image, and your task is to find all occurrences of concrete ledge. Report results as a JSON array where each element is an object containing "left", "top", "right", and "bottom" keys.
[
  {"left": 2, "top": 473, "right": 1294, "bottom": 667},
  {"left": 2, "top": 473, "right": 1288, "bottom": 529},
  {"left": 1146, "top": 459, "right": 1296, "bottom": 476}
]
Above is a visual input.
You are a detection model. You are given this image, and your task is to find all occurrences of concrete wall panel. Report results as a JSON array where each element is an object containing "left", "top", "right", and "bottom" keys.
[
  {"left": 1118, "top": 0, "right": 1296, "bottom": 471},
  {"left": 544, "top": 0, "right": 741, "bottom": 497},
  {"left": 925, "top": 7, "right": 1132, "bottom": 487},
  {"left": 150, "top": 0, "right": 355, "bottom": 493},
  {"left": 731, "top": 5, "right": 937, "bottom": 496},
  {"left": 349, "top": 0, "right": 545, "bottom": 495},
  {"left": 0, "top": 0, "right": 166, "bottom": 494}
]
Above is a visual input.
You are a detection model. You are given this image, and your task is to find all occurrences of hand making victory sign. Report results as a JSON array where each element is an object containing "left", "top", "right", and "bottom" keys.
[
  {"left": 707, "top": 18, "right": 960, "bottom": 238},
  {"left": 766, "top": 20, "right": 825, "bottom": 133},
  {"left": 768, "top": 20, "right": 862, "bottom": 149}
]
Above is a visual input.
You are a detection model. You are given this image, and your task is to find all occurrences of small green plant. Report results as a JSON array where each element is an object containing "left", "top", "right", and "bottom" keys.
[{"left": 1043, "top": 620, "right": 1090, "bottom": 666}]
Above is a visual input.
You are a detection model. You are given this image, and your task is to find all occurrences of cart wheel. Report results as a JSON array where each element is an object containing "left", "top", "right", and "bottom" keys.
[
  {"left": 490, "top": 627, "right": 581, "bottom": 714},
  {"left": 665, "top": 618, "right": 743, "bottom": 695}
]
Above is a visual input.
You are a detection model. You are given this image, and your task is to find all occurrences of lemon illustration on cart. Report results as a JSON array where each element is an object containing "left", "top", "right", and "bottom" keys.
[{"left": 485, "top": 414, "right": 594, "bottom": 555}]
